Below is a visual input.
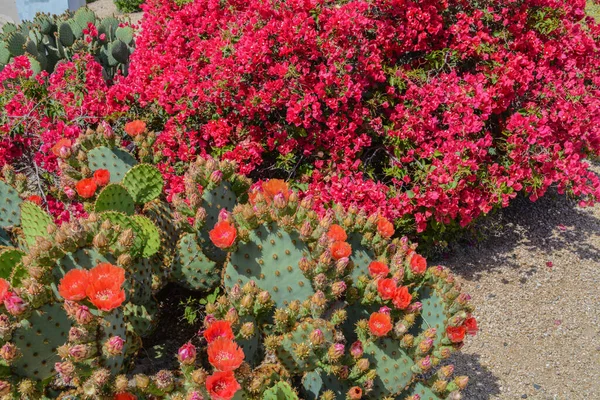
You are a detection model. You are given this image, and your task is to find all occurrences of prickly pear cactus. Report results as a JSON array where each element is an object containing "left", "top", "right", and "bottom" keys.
[
  {"left": 88, "top": 146, "right": 137, "bottom": 184},
  {"left": 171, "top": 232, "right": 220, "bottom": 291},
  {"left": 0, "top": 180, "right": 22, "bottom": 229}
]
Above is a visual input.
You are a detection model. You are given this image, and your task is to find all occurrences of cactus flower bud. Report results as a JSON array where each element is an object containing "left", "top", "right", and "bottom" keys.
[
  {"left": 134, "top": 374, "right": 151, "bottom": 390},
  {"left": 225, "top": 308, "right": 239, "bottom": 324},
  {"left": 453, "top": 376, "right": 469, "bottom": 390},
  {"left": 328, "top": 343, "right": 345, "bottom": 361},
  {"left": 93, "top": 233, "right": 109, "bottom": 249},
  {"left": 4, "top": 293, "right": 26, "bottom": 316},
  {"left": 394, "top": 321, "right": 408, "bottom": 336},
  {"left": 300, "top": 221, "right": 312, "bottom": 237},
  {"left": 117, "top": 253, "right": 133, "bottom": 268},
  {"left": 91, "top": 368, "right": 111, "bottom": 386},
  {"left": 350, "top": 341, "right": 363, "bottom": 358},
  {"left": 154, "top": 370, "right": 174, "bottom": 391},
  {"left": 118, "top": 229, "right": 135, "bottom": 247},
  {"left": 0, "top": 380, "right": 10, "bottom": 396},
  {"left": 69, "top": 344, "right": 90, "bottom": 361},
  {"left": 69, "top": 327, "right": 89, "bottom": 342},
  {"left": 178, "top": 342, "right": 197, "bottom": 365},
  {"left": 312, "top": 291, "right": 327, "bottom": 307},
  {"left": 447, "top": 392, "right": 462, "bottom": 400},
  {"left": 418, "top": 338, "right": 434, "bottom": 354},
  {"left": 407, "top": 302, "right": 422, "bottom": 313},
  {"left": 240, "top": 322, "right": 255, "bottom": 338},
  {"left": 347, "top": 386, "right": 362, "bottom": 399},
  {"left": 0, "top": 314, "right": 11, "bottom": 338},
  {"left": 331, "top": 281, "right": 347, "bottom": 297},
  {"left": 18, "top": 380, "right": 35, "bottom": 397},
  {"left": 64, "top": 186, "right": 76, "bottom": 199},
  {"left": 210, "top": 170, "right": 223, "bottom": 184},
  {"left": 0, "top": 342, "right": 19, "bottom": 363},
  {"left": 254, "top": 290, "right": 270, "bottom": 305},
  {"left": 356, "top": 358, "right": 370, "bottom": 372},
  {"left": 273, "top": 192, "right": 287, "bottom": 209},
  {"left": 55, "top": 361, "right": 75, "bottom": 378},
  {"left": 439, "top": 364, "right": 455, "bottom": 379},
  {"left": 309, "top": 329, "right": 325, "bottom": 346},
  {"left": 230, "top": 284, "right": 242, "bottom": 300},
  {"left": 240, "top": 294, "right": 253, "bottom": 309},
  {"left": 298, "top": 257, "right": 312, "bottom": 273},
  {"left": 75, "top": 305, "right": 94, "bottom": 325},
  {"left": 114, "top": 374, "right": 129, "bottom": 393},
  {"left": 218, "top": 208, "right": 231, "bottom": 223},
  {"left": 417, "top": 355, "right": 432, "bottom": 372},
  {"left": 313, "top": 273, "right": 327, "bottom": 289},
  {"left": 401, "top": 334, "right": 414, "bottom": 348},
  {"left": 104, "top": 336, "right": 125, "bottom": 356}
]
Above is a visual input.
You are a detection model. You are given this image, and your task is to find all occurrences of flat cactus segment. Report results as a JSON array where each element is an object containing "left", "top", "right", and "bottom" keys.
[
  {"left": 88, "top": 146, "right": 137, "bottom": 184},
  {"left": 263, "top": 381, "right": 299, "bottom": 400},
  {"left": 275, "top": 319, "right": 334, "bottom": 374},
  {"left": 127, "top": 258, "right": 154, "bottom": 304},
  {"left": 364, "top": 338, "right": 415, "bottom": 397},
  {"left": 58, "top": 248, "right": 114, "bottom": 273},
  {"left": 399, "top": 381, "right": 442, "bottom": 400},
  {"left": 199, "top": 181, "right": 238, "bottom": 263},
  {"left": 99, "top": 308, "right": 128, "bottom": 374},
  {"left": 0, "top": 247, "right": 24, "bottom": 280},
  {"left": 94, "top": 184, "right": 135, "bottom": 215},
  {"left": 123, "top": 301, "right": 157, "bottom": 337},
  {"left": 122, "top": 164, "right": 164, "bottom": 204},
  {"left": 413, "top": 285, "right": 446, "bottom": 346},
  {"left": 348, "top": 233, "right": 375, "bottom": 282},
  {"left": 73, "top": 7, "right": 96, "bottom": 29},
  {"left": 12, "top": 302, "right": 72, "bottom": 380},
  {"left": 0, "top": 180, "right": 22, "bottom": 228},
  {"left": 20, "top": 202, "right": 55, "bottom": 246},
  {"left": 115, "top": 26, "right": 134, "bottom": 45},
  {"left": 99, "top": 212, "right": 146, "bottom": 258},
  {"left": 238, "top": 317, "right": 261, "bottom": 367},
  {"left": 224, "top": 223, "right": 313, "bottom": 308},
  {"left": 171, "top": 233, "right": 220, "bottom": 291},
  {"left": 131, "top": 215, "right": 161, "bottom": 258},
  {"left": 301, "top": 369, "right": 348, "bottom": 400}
]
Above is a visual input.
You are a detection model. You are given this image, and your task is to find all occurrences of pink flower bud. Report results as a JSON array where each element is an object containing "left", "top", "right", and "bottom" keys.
[
  {"left": 273, "top": 192, "right": 287, "bottom": 209},
  {"left": 0, "top": 342, "right": 19, "bottom": 363},
  {"left": 69, "top": 344, "right": 89, "bottom": 361},
  {"left": 378, "top": 306, "right": 392, "bottom": 314},
  {"left": 218, "top": 208, "right": 230, "bottom": 223},
  {"left": 204, "top": 314, "right": 216, "bottom": 326},
  {"left": 210, "top": 170, "right": 223, "bottom": 184},
  {"left": 350, "top": 341, "right": 363, "bottom": 358},
  {"left": 309, "top": 329, "right": 324, "bottom": 346},
  {"left": 417, "top": 355, "right": 432, "bottom": 372},
  {"left": 178, "top": 342, "right": 197, "bottom": 365},
  {"left": 101, "top": 121, "right": 114, "bottom": 139},
  {"left": 3, "top": 293, "right": 26, "bottom": 316},
  {"left": 64, "top": 186, "right": 76, "bottom": 200},
  {"left": 75, "top": 305, "right": 94, "bottom": 325},
  {"left": 104, "top": 336, "right": 125, "bottom": 356},
  {"left": 407, "top": 302, "right": 422, "bottom": 313},
  {"left": 331, "top": 281, "right": 347, "bottom": 297},
  {"left": 99, "top": 33, "right": 106, "bottom": 41}
]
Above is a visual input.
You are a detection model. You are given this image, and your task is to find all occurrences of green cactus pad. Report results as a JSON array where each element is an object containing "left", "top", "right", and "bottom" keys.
[
  {"left": 67, "top": 19, "right": 84, "bottom": 40},
  {"left": 413, "top": 285, "right": 447, "bottom": 346},
  {"left": 0, "top": 181, "right": 22, "bottom": 228},
  {"left": 12, "top": 302, "right": 72, "bottom": 380},
  {"left": 171, "top": 233, "right": 220, "bottom": 291},
  {"left": 20, "top": 202, "right": 55, "bottom": 246},
  {"left": 224, "top": 223, "right": 313, "bottom": 308},
  {"left": 199, "top": 181, "right": 238, "bottom": 263},
  {"left": 25, "top": 38, "right": 38, "bottom": 56},
  {"left": 111, "top": 39, "right": 129, "bottom": 64},
  {"left": 6, "top": 32, "right": 26, "bottom": 56},
  {"left": 363, "top": 338, "right": 415, "bottom": 397},
  {"left": 99, "top": 212, "right": 146, "bottom": 258},
  {"left": 58, "top": 248, "right": 114, "bottom": 274},
  {"left": 301, "top": 369, "right": 349, "bottom": 400},
  {"left": 348, "top": 233, "right": 375, "bottom": 282},
  {"left": 115, "top": 26, "right": 134, "bottom": 45},
  {"left": 94, "top": 184, "right": 135, "bottom": 215},
  {"left": 131, "top": 215, "right": 161, "bottom": 258},
  {"left": 88, "top": 146, "right": 137, "bottom": 184},
  {"left": 57, "top": 22, "right": 74, "bottom": 46},
  {"left": 399, "top": 381, "right": 442, "bottom": 400},
  {"left": 122, "top": 164, "right": 164, "bottom": 204},
  {"left": 0, "top": 42, "right": 10, "bottom": 65},
  {"left": 98, "top": 308, "right": 128, "bottom": 374},
  {"left": 263, "top": 381, "right": 299, "bottom": 400},
  {"left": 123, "top": 301, "right": 157, "bottom": 337},
  {"left": 1, "top": 22, "right": 18, "bottom": 35},
  {"left": 127, "top": 258, "right": 154, "bottom": 304},
  {"left": 27, "top": 56, "right": 42, "bottom": 75},
  {"left": 73, "top": 8, "right": 96, "bottom": 30},
  {"left": 34, "top": 14, "right": 55, "bottom": 34},
  {"left": 99, "top": 17, "right": 120, "bottom": 40},
  {"left": 238, "top": 316, "right": 261, "bottom": 368},
  {"left": 0, "top": 247, "right": 24, "bottom": 280},
  {"left": 275, "top": 319, "right": 334, "bottom": 374}
]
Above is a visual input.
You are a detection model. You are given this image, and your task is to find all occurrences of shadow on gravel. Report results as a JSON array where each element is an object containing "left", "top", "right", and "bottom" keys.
[
  {"left": 448, "top": 353, "right": 501, "bottom": 399},
  {"left": 433, "top": 189, "right": 600, "bottom": 280}
]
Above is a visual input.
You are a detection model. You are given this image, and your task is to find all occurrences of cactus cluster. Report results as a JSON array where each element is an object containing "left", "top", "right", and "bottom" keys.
[
  {"left": 0, "top": 8, "right": 134, "bottom": 79},
  {"left": 0, "top": 122, "right": 476, "bottom": 399}
]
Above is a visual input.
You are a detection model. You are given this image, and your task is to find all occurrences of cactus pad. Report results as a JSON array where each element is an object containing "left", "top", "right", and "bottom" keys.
[
  {"left": 301, "top": 369, "right": 349, "bottom": 400},
  {"left": 95, "top": 184, "right": 135, "bottom": 215},
  {"left": 122, "top": 164, "right": 164, "bottom": 204},
  {"left": 57, "top": 22, "right": 74, "bottom": 46},
  {"left": 131, "top": 215, "right": 161, "bottom": 258},
  {"left": 115, "top": 26, "right": 134, "bottom": 45},
  {"left": 275, "top": 319, "right": 334, "bottom": 374},
  {"left": 413, "top": 285, "right": 447, "bottom": 346},
  {"left": 98, "top": 308, "right": 128, "bottom": 374},
  {"left": 400, "top": 381, "right": 442, "bottom": 400},
  {"left": 348, "top": 233, "right": 374, "bottom": 282},
  {"left": 99, "top": 212, "right": 146, "bottom": 258},
  {"left": 263, "top": 381, "right": 299, "bottom": 400},
  {"left": 363, "top": 338, "right": 415, "bottom": 397},
  {"left": 12, "top": 302, "right": 72, "bottom": 380},
  {"left": 0, "top": 181, "right": 22, "bottom": 228},
  {"left": 20, "top": 202, "right": 55, "bottom": 246},
  {"left": 0, "top": 247, "right": 24, "bottom": 281},
  {"left": 88, "top": 146, "right": 137, "bottom": 184},
  {"left": 127, "top": 258, "right": 154, "bottom": 304},
  {"left": 6, "top": 32, "right": 26, "bottom": 56},
  {"left": 171, "top": 233, "right": 220, "bottom": 291},
  {"left": 224, "top": 223, "right": 313, "bottom": 308},
  {"left": 123, "top": 301, "right": 157, "bottom": 337}
]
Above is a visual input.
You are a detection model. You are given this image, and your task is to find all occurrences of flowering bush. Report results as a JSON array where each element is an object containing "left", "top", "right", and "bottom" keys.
[{"left": 115, "top": 0, "right": 600, "bottom": 235}]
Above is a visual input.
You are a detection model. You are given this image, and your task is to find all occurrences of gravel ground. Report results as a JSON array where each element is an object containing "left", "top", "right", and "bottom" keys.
[
  {"left": 435, "top": 172, "right": 600, "bottom": 399},
  {"left": 87, "top": 0, "right": 144, "bottom": 25}
]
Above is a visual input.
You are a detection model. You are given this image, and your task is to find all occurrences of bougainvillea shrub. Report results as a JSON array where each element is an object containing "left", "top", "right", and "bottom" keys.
[{"left": 116, "top": 0, "right": 600, "bottom": 234}]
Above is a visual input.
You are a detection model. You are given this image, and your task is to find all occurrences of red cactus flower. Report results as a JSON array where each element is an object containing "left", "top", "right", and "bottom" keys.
[
  {"left": 464, "top": 317, "right": 478, "bottom": 336},
  {"left": 0, "top": 279, "right": 10, "bottom": 302},
  {"left": 113, "top": 393, "right": 137, "bottom": 400},
  {"left": 207, "top": 338, "right": 245, "bottom": 371},
  {"left": 209, "top": 221, "right": 237, "bottom": 249},
  {"left": 26, "top": 195, "right": 43, "bottom": 205},
  {"left": 409, "top": 254, "right": 427, "bottom": 274},
  {"left": 51, "top": 138, "right": 72, "bottom": 157},
  {"left": 58, "top": 269, "right": 90, "bottom": 301},
  {"left": 204, "top": 320, "right": 235, "bottom": 343},
  {"left": 377, "top": 278, "right": 397, "bottom": 300},
  {"left": 124, "top": 120, "right": 146, "bottom": 137},
  {"left": 348, "top": 386, "right": 363, "bottom": 399},
  {"left": 392, "top": 286, "right": 412, "bottom": 310},
  {"left": 206, "top": 371, "right": 241, "bottom": 400},
  {"left": 86, "top": 281, "right": 126, "bottom": 312},
  {"left": 377, "top": 217, "right": 394, "bottom": 238},
  {"left": 261, "top": 179, "right": 290, "bottom": 202},
  {"left": 446, "top": 326, "right": 467, "bottom": 343},
  {"left": 89, "top": 263, "right": 126, "bottom": 288},
  {"left": 368, "top": 312, "right": 392, "bottom": 337},
  {"left": 75, "top": 178, "right": 97, "bottom": 199},
  {"left": 93, "top": 169, "right": 111, "bottom": 186},
  {"left": 327, "top": 224, "right": 347, "bottom": 241},
  {"left": 368, "top": 261, "right": 389, "bottom": 278},
  {"left": 330, "top": 241, "right": 351, "bottom": 260}
]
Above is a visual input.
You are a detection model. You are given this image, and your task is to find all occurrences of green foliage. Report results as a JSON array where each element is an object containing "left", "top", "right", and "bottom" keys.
[{"left": 114, "top": 0, "right": 145, "bottom": 13}]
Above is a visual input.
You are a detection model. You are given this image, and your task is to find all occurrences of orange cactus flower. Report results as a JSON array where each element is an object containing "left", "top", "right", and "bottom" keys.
[
  {"left": 113, "top": 393, "right": 137, "bottom": 400},
  {"left": 75, "top": 178, "right": 97, "bottom": 199},
  {"left": 327, "top": 224, "right": 347, "bottom": 241},
  {"left": 464, "top": 317, "right": 478, "bottom": 336},
  {"left": 204, "top": 320, "right": 235, "bottom": 343},
  {"left": 348, "top": 386, "right": 363, "bottom": 399},
  {"left": 86, "top": 280, "right": 126, "bottom": 312},
  {"left": 206, "top": 371, "right": 241, "bottom": 400},
  {"left": 209, "top": 221, "right": 237, "bottom": 249},
  {"left": 207, "top": 338, "right": 245, "bottom": 371},
  {"left": 26, "top": 195, "right": 43, "bottom": 205},
  {"left": 51, "top": 138, "right": 72, "bottom": 157},
  {"left": 409, "top": 254, "right": 427, "bottom": 274},
  {"left": 368, "top": 312, "right": 393, "bottom": 337},
  {"left": 0, "top": 279, "right": 10, "bottom": 302},
  {"left": 446, "top": 325, "right": 467, "bottom": 343},
  {"left": 377, "top": 278, "right": 397, "bottom": 300},
  {"left": 368, "top": 261, "right": 389, "bottom": 278},
  {"left": 392, "top": 286, "right": 412, "bottom": 310},
  {"left": 330, "top": 241, "right": 351, "bottom": 260},
  {"left": 93, "top": 169, "right": 111, "bottom": 186},
  {"left": 124, "top": 120, "right": 146, "bottom": 137},
  {"left": 58, "top": 269, "right": 90, "bottom": 301},
  {"left": 377, "top": 217, "right": 395, "bottom": 238},
  {"left": 261, "top": 179, "right": 289, "bottom": 202},
  {"left": 89, "top": 263, "right": 126, "bottom": 288}
]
